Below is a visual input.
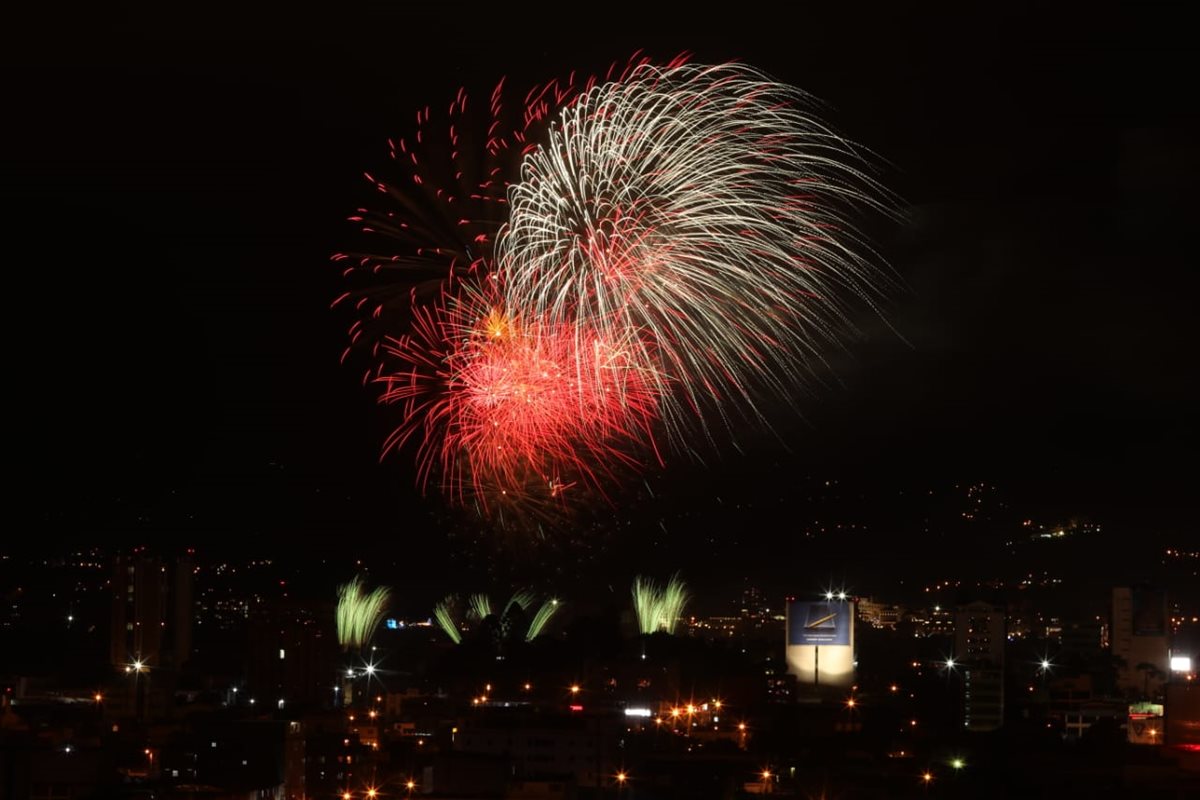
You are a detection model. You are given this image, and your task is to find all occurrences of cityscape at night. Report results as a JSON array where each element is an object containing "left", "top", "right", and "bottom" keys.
[{"left": 4, "top": 4, "right": 1197, "bottom": 799}]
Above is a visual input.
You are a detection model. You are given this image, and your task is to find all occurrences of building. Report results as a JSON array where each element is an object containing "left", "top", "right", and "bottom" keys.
[
  {"left": 246, "top": 599, "right": 337, "bottom": 710},
  {"left": 453, "top": 720, "right": 606, "bottom": 788},
  {"left": 857, "top": 598, "right": 904, "bottom": 630},
  {"left": 954, "top": 601, "right": 1004, "bottom": 664},
  {"left": 954, "top": 602, "right": 1005, "bottom": 731},
  {"left": 109, "top": 553, "right": 194, "bottom": 672},
  {"left": 785, "top": 598, "right": 855, "bottom": 690},
  {"left": 1112, "top": 586, "right": 1170, "bottom": 697},
  {"left": 1060, "top": 617, "right": 1106, "bottom": 657}
]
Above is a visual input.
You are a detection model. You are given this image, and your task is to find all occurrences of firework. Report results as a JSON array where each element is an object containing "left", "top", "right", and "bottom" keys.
[
  {"left": 336, "top": 575, "right": 391, "bottom": 651},
  {"left": 433, "top": 590, "right": 562, "bottom": 643},
  {"left": 525, "top": 597, "right": 562, "bottom": 641},
  {"left": 433, "top": 595, "right": 463, "bottom": 644},
  {"left": 466, "top": 592, "right": 494, "bottom": 621},
  {"left": 343, "top": 58, "right": 890, "bottom": 517},
  {"left": 632, "top": 573, "right": 690, "bottom": 634},
  {"left": 377, "top": 285, "right": 659, "bottom": 507},
  {"left": 499, "top": 62, "right": 891, "bottom": 448}
]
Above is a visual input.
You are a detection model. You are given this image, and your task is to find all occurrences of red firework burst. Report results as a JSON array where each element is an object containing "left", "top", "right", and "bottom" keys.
[{"left": 378, "top": 281, "right": 661, "bottom": 509}]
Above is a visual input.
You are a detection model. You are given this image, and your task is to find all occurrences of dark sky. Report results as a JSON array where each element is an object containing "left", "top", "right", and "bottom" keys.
[{"left": 6, "top": 5, "right": 1195, "bottom": 591}]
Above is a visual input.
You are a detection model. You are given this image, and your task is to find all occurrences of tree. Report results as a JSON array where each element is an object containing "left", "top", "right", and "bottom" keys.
[{"left": 1134, "top": 661, "right": 1163, "bottom": 699}]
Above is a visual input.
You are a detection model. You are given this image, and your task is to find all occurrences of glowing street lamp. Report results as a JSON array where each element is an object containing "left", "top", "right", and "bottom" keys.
[{"left": 951, "top": 757, "right": 965, "bottom": 771}]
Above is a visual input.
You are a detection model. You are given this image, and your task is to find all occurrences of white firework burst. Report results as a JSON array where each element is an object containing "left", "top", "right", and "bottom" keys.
[{"left": 497, "top": 62, "right": 892, "bottom": 451}]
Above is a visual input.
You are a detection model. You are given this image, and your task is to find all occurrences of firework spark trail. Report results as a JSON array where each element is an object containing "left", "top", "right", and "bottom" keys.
[
  {"left": 433, "top": 591, "right": 562, "bottom": 642},
  {"left": 433, "top": 596, "right": 463, "bottom": 644},
  {"left": 334, "top": 55, "right": 668, "bottom": 387},
  {"left": 631, "top": 573, "right": 690, "bottom": 634},
  {"left": 343, "top": 58, "right": 890, "bottom": 517},
  {"left": 467, "top": 592, "right": 494, "bottom": 621},
  {"left": 336, "top": 576, "right": 391, "bottom": 651},
  {"left": 377, "top": 283, "right": 660, "bottom": 505},
  {"left": 498, "top": 62, "right": 892, "bottom": 450},
  {"left": 525, "top": 597, "right": 561, "bottom": 641}
]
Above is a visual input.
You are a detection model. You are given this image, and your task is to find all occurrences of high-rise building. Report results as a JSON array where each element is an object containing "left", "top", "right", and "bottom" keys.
[
  {"left": 247, "top": 599, "right": 337, "bottom": 709},
  {"left": 954, "top": 602, "right": 1005, "bottom": 731},
  {"left": 1112, "top": 586, "right": 1169, "bottom": 697},
  {"left": 954, "top": 601, "right": 1004, "bottom": 664},
  {"left": 109, "top": 554, "right": 194, "bottom": 671}
]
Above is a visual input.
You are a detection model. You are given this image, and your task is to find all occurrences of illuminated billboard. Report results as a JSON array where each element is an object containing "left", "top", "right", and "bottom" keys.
[
  {"left": 788, "top": 601, "right": 851, "bottom": 646},
  {"left": 1128, "top": 702, "right": 1164, "bottom": 745},
  {"left": 785, "top": 599, "right": 856, "bottom": 688}
]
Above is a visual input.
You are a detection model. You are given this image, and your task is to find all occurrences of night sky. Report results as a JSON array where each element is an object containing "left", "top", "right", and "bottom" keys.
[{"left": 7, "top": 6, "right": 1195, "bottom": 597}]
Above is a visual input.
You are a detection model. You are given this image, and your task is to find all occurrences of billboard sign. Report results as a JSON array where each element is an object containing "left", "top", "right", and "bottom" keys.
[
  {"left": 1128, "top": 702, "right": 1164, "bottom": 745},
  {"left": 788, "top": 601, "right": 851, "bottom": 646}
]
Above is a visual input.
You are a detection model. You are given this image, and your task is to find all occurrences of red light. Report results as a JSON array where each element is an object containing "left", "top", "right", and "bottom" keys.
[{"left": 569, "top": 704, "right": 584, "bottom": 712}]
